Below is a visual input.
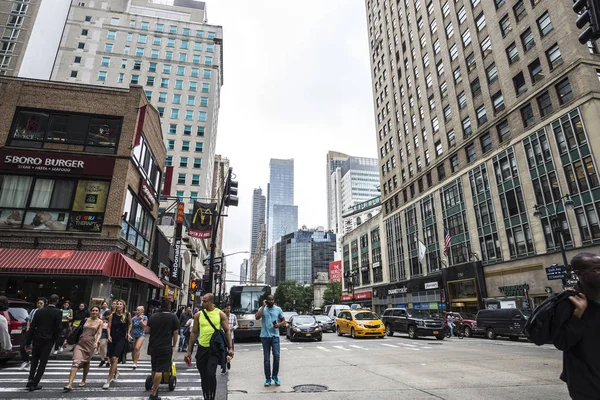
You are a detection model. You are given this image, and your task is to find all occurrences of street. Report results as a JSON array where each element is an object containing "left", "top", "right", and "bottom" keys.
[{"left": 228, "top": 333, "right": 569, "bottom": 400}]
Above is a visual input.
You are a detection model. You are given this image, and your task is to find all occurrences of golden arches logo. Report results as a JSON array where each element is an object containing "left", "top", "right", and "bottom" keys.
[{"left": 192, "top": 206, "right": 213, "bottom": 226}]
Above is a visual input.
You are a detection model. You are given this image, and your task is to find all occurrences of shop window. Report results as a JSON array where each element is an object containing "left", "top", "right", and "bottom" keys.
[{"left": 121, "top": 190, "right": 154, "bottom": 255}]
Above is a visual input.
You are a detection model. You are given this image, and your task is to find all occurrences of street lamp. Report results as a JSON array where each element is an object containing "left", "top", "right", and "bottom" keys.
[{"left": 533, "top": 194, "right": 574, "bottom": 282}]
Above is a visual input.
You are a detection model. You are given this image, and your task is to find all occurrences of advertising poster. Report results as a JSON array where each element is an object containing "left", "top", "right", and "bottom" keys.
[
  {"left": 22, "top": 210, "right": 69, "bottom": 231},
  {"left": 189, "top": 201, "right": 217, "bottom": 238},
  {"left": 70, "top": 212, "right": 104, "bottom": 232},
  {"left": 72, "top": 180, "right": 109, "bottom": 212},
  {"left": 329, "top": 260, "right": 343, "bottom": 282}
]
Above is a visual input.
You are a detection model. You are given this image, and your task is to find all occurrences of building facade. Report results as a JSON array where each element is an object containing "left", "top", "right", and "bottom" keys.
[
  {"left": 239, "top": 258, "right": 248, "bottom": 283},
  {"left": 250, "top": 187, "right": 266, "bottom": 259},
  {"left": 0, "top": 0, "right": 41, "bottom": 76},
  {"left": 326, "top": 150, "right": 349, "bottom": 232},
  {"left": 364, "top": 0, "right": 600, "bottom": 312},
  {"left": 267, "top": 158, "right": 297, "bottom": 247},
  {"left": 50, "top": 0, "right": 223, "bottom": 212},
  {"left": 0, "top": 77, "right": 165, "bottom": 307}
]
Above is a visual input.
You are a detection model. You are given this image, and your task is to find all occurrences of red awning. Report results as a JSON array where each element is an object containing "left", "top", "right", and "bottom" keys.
[
  {"left": 111, "top": 253, "right": 164, "bottom": 288},
  {"left": 0, "top": 248, "right": 112, "bottom": 275}
]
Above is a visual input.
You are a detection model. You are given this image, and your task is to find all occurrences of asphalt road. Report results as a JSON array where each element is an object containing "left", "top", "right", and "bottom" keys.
[{"left": 228, "top": 332, "right": 570, "bottom": 400}]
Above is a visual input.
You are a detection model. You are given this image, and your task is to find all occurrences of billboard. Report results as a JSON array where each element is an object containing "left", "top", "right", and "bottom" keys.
[
  {"left": 329, "top": 260, "right": 342, "bottom": 282},
  {"left": 189, "top": 201, "right": 217, "bottom": 239}
]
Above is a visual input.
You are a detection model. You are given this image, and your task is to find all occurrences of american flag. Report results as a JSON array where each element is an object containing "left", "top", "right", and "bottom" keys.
[{"left": 443, "top": 229, "right": 452, "bottom": 257}]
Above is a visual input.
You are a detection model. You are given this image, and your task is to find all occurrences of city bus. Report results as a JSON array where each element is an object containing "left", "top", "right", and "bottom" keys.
[{"left": 229, "top": 284, "right": 271, "bottom": 339}]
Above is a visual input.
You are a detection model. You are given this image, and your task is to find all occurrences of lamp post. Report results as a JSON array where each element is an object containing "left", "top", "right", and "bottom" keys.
[{"left": 533, "top": 194, "right": 575, "bottom": 284}]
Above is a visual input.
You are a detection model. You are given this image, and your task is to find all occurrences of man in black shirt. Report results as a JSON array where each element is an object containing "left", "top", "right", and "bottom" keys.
[
  {"left": 146, "top": 297, "right": 179, "bottom": 400},
  {"left": 26, "top": 294, "right": 62, "bottom": 391},
  {"left": 553, "top": 252, "right": 600, "bottom": 400}
]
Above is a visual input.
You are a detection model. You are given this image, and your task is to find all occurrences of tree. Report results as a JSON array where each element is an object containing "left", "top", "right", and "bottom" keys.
[
  {"left": 274, "top": 280, "right": 314, "bottom": 311},
  {"left": 322, "top": 282, "right": 342, "bottom": 305}
]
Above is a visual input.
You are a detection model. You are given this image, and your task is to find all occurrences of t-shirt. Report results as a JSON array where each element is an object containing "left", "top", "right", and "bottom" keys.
[
  {"left": 147, "top": 310, "right": 179, "bottom": 355},
  {"left": 260, "top": 305, "right": 283, "bottom": 338},
  {"left": 198, "top": 308, "right": 221, "bottom": 348}
]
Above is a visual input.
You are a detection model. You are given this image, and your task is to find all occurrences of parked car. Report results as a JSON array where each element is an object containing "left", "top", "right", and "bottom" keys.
[
  {"left": 336, "top": 310, "right": 385, "bottom": 338},
  {"left": 286, "top": 315, "right": 322, "bottom": 341},
  {"left": 280, "top": 311, "right": 298, "bottom": 335},
  {"left": 0, "top": 298, "right": 34, "bottom": 362},
  {"left": 314, "top": 315, "right": 335, "bottom": 332},
  {"left": 444, "top": 311, "right": 478, "bottom": 337},
  {"left": 476, "top": 308, "right": 532, "bottom": 340},
  {"left": 381, "top": 308, "right": 445, "bottom": 340}
]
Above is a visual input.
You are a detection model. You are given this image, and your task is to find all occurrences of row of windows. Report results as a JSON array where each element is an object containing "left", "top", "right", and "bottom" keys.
[
  {"left": 165, "top": 139, "right": 204, "bottom": 152},
  {"left": 101, "top": 30, "right": 215, "bottom": 53},
  {"left": 106, "top": 17, "right": 216, "bottom": 39},
  {"left": 96, "top": 57, "right": 212, "bottom": 79},
  {"left": 99, "top": 43, "right": 214, "bottom": 65},
  {"left": 165, "top": 156, "right": 203, "bottom": 170},
  {"left": 174, "top": 173, "right": 202, "bottom": 186},
  {"left": 95, "top": 70, "right": 210, "bottom": 92}
]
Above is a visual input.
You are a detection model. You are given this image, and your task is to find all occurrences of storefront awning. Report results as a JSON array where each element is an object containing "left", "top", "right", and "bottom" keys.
[
  {"left": 112, "top": 253, "right": 164, "bottom": 288},
  {"left": 0, "top": 248, "right": 112, "bottom": 275}
]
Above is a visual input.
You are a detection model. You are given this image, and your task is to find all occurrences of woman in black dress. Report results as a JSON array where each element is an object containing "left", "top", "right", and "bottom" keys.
[{"left": 102, "top": 300, "right": 132, "bottom": 389}]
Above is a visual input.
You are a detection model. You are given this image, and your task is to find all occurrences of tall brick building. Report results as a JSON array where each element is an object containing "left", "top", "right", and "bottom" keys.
[
  {"left": 0, "top": 76, "right": 165, "bottom": 307},
  {"left": 356, "top": 0, "right": 600, "bottom": 312}
]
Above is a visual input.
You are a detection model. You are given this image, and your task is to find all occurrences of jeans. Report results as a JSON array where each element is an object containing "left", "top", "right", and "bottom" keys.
[
  {"left": 448, "top": 323, "right": 455, "bottom": 337},
  {"left": 178, "top": 328, "right": 188, "bottom": 351},
  {"left": 196, "top": 346, "right": 219, "bottom": 400},
  {"left": 29, "top": 339, "right": 53, "bottom": 385},
  {"left": 261, "top": 336, "right": 280, "bottom": 381}
]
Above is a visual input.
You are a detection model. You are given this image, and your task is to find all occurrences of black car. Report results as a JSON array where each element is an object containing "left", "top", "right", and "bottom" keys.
[
  {"left": 286, "top": 315, "right": 323, "bottom": 341},
  {"left": 314, "top": 315, "right": 335, "bottom": 332},
  {"left": 381, "top": 308, "right": 445, "bottom": 340},
  {"left": 280, "top": 311, "right": 298, "bottom": 335}
]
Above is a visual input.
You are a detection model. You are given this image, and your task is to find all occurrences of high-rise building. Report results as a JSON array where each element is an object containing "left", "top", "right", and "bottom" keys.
[
  {"left": 49, "top": 0, "right": 223, "bottom": 212},
  {"left": 239, "top": 258, "right": 248, "bottom": 284},
  {"left": 250, "top": 187, "right": 266, "bottom": 259},
  {"left": 365, "top": 0, "right": 600, "bottom": 311},
  {"left": 267, "top": 158, "right": 297, "bottom": 247},
  {"left": 0, "top": 0, "right": 41, "bottom": 76},
  {"left": 326, "top": 151, "right": 349, "bottom": 231}
]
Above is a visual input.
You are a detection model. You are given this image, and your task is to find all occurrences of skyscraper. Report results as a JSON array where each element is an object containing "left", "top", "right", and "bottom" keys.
[
  {"left": 0, "top": 0, "right": 41, "bottom": 76},
  {"left": 364, "top": 0, "right": 600, "bottom": 311},
  {"left": 326, "top": 151, "right": 349, "bottom": 231},
  {"left": 49, "top": 0, "right": 223, "bottom": 211},
  {"left": 267, "top": 158, "right": 297, "bottom": 247},
  {"left": 250, "top": 187, "right": 266, "bottom": 260}
]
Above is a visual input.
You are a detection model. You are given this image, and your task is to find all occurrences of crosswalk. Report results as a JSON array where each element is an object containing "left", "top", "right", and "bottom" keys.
[
  {"left": 236, "top": 339, "right": 436, "bottom": 353},
  {"left": 0, "top": 359, "right": 205, "bottom": 399}
]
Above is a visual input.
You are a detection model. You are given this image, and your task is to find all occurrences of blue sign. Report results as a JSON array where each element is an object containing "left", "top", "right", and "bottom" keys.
[{"left": 546, "top": 265, "right": 566, "bottom": 281}]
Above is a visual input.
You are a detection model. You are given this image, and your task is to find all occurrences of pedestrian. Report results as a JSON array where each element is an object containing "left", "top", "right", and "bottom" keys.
[
  {"left": 131, "top": 305, "right": 148, "bottom": 370},
  {"left": 255, "top": 294, "right": 284, "bottom": 387},
  {"left": 71, "top": 303, "right": 90, "bottom": 351},
  {"left": 0, "top": 296, "right": 12, "bottom": 354},
  {"left": 223, "top": 304, "right": 238, "bottom": 372},
  {"left": 19, "top": 297, "right": 46, "bottom": 371},
  {"left": 54, "top": 300, "right": 72, "bottom": 355},
  {"left": 146, "top": 297, "right": 179, "bottom": 400},
  {"left": 447, "top": 313, "right": 455, "bottom": 337},
  {"left": 99, "top": 300, "right": 116, "bottom": 367},
  {"left": 178, "top": 306, "right": 192, "bottom": 352},
  {"left": 185, "top": 293, "right": 233, "bottom": 400},
  {"left": 26, "top": 293, "right": 62, "bottom": 391},
  {"left": 552, "top": 252, "right": 600, "bottom": 400},
  {"left": 63, "top": 306, "right": 103, "bottom": 391},
  {"left": 103, "top": 299, "right": 132, "bottom": 389}
]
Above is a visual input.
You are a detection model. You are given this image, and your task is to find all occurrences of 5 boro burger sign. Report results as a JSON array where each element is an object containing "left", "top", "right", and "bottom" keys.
[{"left": 0, "top": 149, "right": 116, "bottom": 177}]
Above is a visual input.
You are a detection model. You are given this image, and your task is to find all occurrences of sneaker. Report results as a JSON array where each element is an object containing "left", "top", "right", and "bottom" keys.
[
  {"left": 19, "top": 362, "right": 29, "bottom": 371},
  {"left": 98, "top": 360, "right": 105, "bottom": 368},
  {"left": 264, "top": 379, "right": 271, "bottom": 387},
  {"left": 273, "top": 376, "right": 281, "bottom": 386},
  {"left": 112, "top": 371, "right": 120, "bottom": 382},
  {"left": 149, "top": 395, "right": 161, "bottom": 400},
  {"left": 58, "top": 347, "right": 63, "bottom": 353},
  {"left": 102, "top": 382, "right": 110, "bottom": 390},
  {"left": 52, "top": 350, "right": 58, "bottom": 355}
]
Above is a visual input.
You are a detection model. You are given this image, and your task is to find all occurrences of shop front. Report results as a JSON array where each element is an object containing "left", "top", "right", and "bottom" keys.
[
  {"left": 339, "top": 290, "right": 373, "bottom": 310},
  {"left": 441, "top": 261, "right": 487, "bottom": 313},
  {"left": 373, "top": 274, "right": 446, "bottom": 315}
]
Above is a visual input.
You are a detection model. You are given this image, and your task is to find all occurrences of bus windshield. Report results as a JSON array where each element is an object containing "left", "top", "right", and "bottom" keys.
[{"left": 230, "top": 285, "right": 271, "bottom": 314}]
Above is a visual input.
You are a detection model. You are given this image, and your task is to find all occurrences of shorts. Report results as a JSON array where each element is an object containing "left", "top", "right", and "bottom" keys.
[
  {"left": 101, "top": 329, "right": 108, "bottom": 339},
  {"left": 131, "top": 332, "right": 145, "bottom": 340},
  {"left": 150, "top": 349, "right": 173, "bottom": 373}
]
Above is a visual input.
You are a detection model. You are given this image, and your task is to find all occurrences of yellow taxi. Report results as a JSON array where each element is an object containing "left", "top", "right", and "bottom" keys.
[{"left": 335, "top": 309, "right": 385, "bottom": 338}]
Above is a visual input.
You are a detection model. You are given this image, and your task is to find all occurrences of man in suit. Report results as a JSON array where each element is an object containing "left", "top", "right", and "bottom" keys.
[{"left": 26, "top": 293, "right": 62, "bottom": 391}]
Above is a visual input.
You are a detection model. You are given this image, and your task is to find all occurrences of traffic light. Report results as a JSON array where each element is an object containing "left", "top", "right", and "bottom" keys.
[
  {"left": 225, "top": 179, "right": 239, "bottom": 207},
  {"left": 574, "top": 0, "right": 600, "bottom": 44},
  {"left": 190, "top": 279, "right": 198, "bottom": 291}
]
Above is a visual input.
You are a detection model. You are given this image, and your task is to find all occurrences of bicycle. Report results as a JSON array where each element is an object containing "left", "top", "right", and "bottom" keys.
[{"left": 445, "top": 322, "right": 465, "bottom": 339}]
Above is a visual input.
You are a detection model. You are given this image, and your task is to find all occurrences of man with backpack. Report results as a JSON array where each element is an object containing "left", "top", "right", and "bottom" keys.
[{"left": 551, "top": 253, "right": 600, "bottom": 399}]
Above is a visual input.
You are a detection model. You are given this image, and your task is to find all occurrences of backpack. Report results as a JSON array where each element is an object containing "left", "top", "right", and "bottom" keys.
[{"left": 524, "top": 291, "right": 578, "bottom": 346}]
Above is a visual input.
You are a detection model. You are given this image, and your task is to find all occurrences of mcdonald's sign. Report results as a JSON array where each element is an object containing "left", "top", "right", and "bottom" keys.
[{"left": 188, "top": 201, "right": 217, "bottom": 239}]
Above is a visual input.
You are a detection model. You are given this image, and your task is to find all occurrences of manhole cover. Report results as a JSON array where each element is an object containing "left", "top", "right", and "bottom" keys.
[{"left": 293, "top": 384, "right": 329, "bottom": 393}]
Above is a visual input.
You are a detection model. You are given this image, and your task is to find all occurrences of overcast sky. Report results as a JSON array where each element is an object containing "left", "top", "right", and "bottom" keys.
[{"left": 22, "top": 0, "right": 377, "bottom": 288}]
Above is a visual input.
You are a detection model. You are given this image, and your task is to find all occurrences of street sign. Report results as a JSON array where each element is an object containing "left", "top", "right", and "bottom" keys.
[
  {"left": 545, "top": 264, "right": 566, "bottom": 281},
  {"left": 203, "top": 257, "right": 222, "bottom": 265}
]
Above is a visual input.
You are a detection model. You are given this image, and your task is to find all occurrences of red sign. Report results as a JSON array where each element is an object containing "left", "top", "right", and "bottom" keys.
[
  {"left": 139, "top": 179, "right": 157, "bottom": 210},
  {"left": 354, "top": 291, "right": 372, "bottom": 300},
  {"left": 176, "top": 202, "right": 185, "bottom": 224},
  {"left": 0, "top": 149, "right": 115, "bottom": 177},
  {"left": 329, "top": 261, "right": 342, "bottom": 282},
  {"left": 340, "top": 295, "right": 353, "bottom": 301},
  {"left": 163, "top": 166, "right": 174, "bottom": 196}
]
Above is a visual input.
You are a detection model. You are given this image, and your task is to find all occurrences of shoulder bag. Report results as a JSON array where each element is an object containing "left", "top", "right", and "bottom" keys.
[{"left": 66, "top": 318, "right": 87, "bottom": 345}]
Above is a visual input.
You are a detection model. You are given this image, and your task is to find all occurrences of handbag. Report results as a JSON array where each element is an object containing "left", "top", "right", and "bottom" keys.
[{"left": 66, "top": 318, "right": 87, "bottom": 345}]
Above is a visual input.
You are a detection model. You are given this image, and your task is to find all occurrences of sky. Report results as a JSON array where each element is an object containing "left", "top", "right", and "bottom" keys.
[{"left": 20, "top": 0, "right": 377, "bottom": 289}]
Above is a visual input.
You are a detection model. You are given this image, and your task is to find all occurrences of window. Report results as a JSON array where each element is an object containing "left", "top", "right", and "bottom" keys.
[
  {"left": 466, "top": 52, "right": 476, "bottom": 72},
  {"left": 166, "top": 140, "right": 175, "bottom": 150},
  {"left": 426, "top": 73, "right": 433, "bottom": 88},
  {"left": 196, "top": 30, "right": 204, "bottom": 38},
  {"left": 118, "top": 73, "right": 124, "bottom": 83},
  {"left": 476, "top": 105, "right": 487, "bottom": 125},
  {"left": 423, "top": 53, "right": 430, "bottom": 68},
  {"left": 195, "top": 142, "right": 203, "bottom": 152},
  {"left": 183, "top": 125, "right": 192, "bottom": 135},
  {"left": 537, "top": 91, "right": 553, "bottom": 116},
  {"left": 513, "top": 0, "right": 526, "bottom": 22},
  {"left": 74, "top": 56, "right": 81, "bottom": 63},
  {"left": 208, "top": 31, "right": 216, "bottom": 39},
  {"left": 157, "top": 107, "right": 164, "bottom": 117},
  {"left": 161, "top": 78, "right": 169, "bottom": 88},
  {"left": 466, "top": 142, "right": 477, "bottom": 163},
  {"left": 177, "top": 174, "right": 186, "bottom": 185},
  {"left": 492, "top": 91, "right": 505, "bottom": 112},
  {"left": 430, "top": 19, "right": 438, "bottom": 34},
  {"left": 97, "top": 71, "right": 107, "bottom": 81},
  {"left": 189, "top": 82, "right": 197, "bottom": 91},
  {"left": 443, "top": 104, "right": 452, "bottom": 121},
  {"left": 181, "top": 40, "right": 189, "bottom": 49},
  {"left": 135, "top": 48, "right": 144, "bottom": 57},
  {"left": 454, "top": 67, "right": 462, "bottom": 83},
  {"left": 519, "top": 28, "right": 535, "bottom": 53},
  {"left": 476, "top": 12, "right": 486, "bottom": 31},
  {"left": 104, "top": 44, "right": 113, "bottom": 52},
  {"left": 481, "top": 132, "right": 492, "bottom": 153},
  {"left": 148, "top": 62, "right": 157, "bottom": 73},
  {"left": 146, "top": 76, "right": 154, "bottom": 87},
  {"left": 172, "top": 94, "right": 181, "bottom": 104},
  {"left": 458, "top": 7, "right": 467, "bottom": 24},
  {"left": 513, "top": 72, "right": 527, "bottom": 95},
  {"left": 133, "top": 60, "right": 141, "bottom": 70},
  {"left": 434, "top": 39, "right": 441, "bottom": 54},
  {"left": 193, "top": 55, "right": 201, "bottom": 64},
  {"left": 170, "top": 109, "right": 179, "bottom": 119},
  {"left": 546, "top": 43, "right": 562, "bottom": 70},
  {"left": 497, "top": 120, "right": 510, "bottom": 142},
  {"left": 77, "top": 42, "right": 85, "bottom": 49},
  {"left": 203, "top": 69, "right": 211, "bottom": 79},
  {"left": 198, "top": 111, "right": 207, "bottom": 122},
  {"left": 179, "top": 156, "right": 188, "bottom": 168},
  {"left": 432, "top": 116, "right": 440, "bottom": 132},
  {"left": 507, "top": 42, "right": 519, "bottom": 64},
  {"left": 500, "top": 15, "right": 512, "bottom": 37},
  {"left": 152, "top": 36, "right": 161, "bottom": 46},
  {"left": 450, "top": 155, "right": 459, "bottom": 172},
  {"left": 200, "top": 97, "right": 208, "bottom": 107},
  {"left": 175, "top": 80, "right": 183, "bottom": 90},
  {"left": 440, "top": 81, "right": 448, "bottom": 97},
  {"left": 185, "top": 110, "right": 193, "bottom": 121},
  {"left": 193, "top": 158, "right": 202, "bottom": 168},
  {"left": 429, "top": 94, "right": 436, "bottom": 110},
  {"left": 100, "top": 57, "right": 110, "bottom": 67},
  {"left": 443, "top": 1, "right": 450, "bottom": 17},
  {"left": 110, "top": 17, "right": 120, "bottom": 25},
  {"left": 457, "top": 91, "right": 467, "bottom": 109},
  {"left": 486, "top": 63, "right": 498, "bottom": 83},
  {"left": 206, "top": 44, "right": 214, "bottom": 53},
  {"left": 556, "top": 78, "right": 573, "bottom": 104},
  {"left": 187, "top": 95, "right": 196, "bottom": 106},
  {"left": 165, "top": 51, "right": 173, "bottom": 61},
  {"left": 191, "top": 67, "right": 199, "bottom": 78},
  {"left": 438, "top": 164, "right": 446, "bottom": 180},
  {"left": 435, "top": 140, "right": 444, "bottom": 157},
  {"left": 197, "top": 126, "right": 205, "bottom": 136},
  {"left": 462, "top": 29, "right": 472, "bottom": 48},
  {"left": 537, "top": 11, "right": 553, "bottom": 36},
  {"left": 528, "top": 58, "right": 543, "bottom": 83},
  {"left": 446, "top": 22, "right": 454, "bottom": 38},
  {"left": 156, "top": 23, "right": 164, "bottom": 32},
  {"left": 158, "top": 92, "right": 166, "bottom": 102},
  {"left": 181, "top": 141, "right": 190, "bottom": 151},
  {"left": 150, "top": 49, "right": 159, "bottom": 59},
  {"left": 168, "top": 124, "right": 177, "bottom": 134},
  {"left": 449, "top": 44, "right": 458, "bottom": 61},
  {"left": 481, "top": 36, "right": 492, "bottom": 57},
  {"left": 202, "top": 82, "right": 210, "bottom": 93},
  {"left": 177, "top": 66, "right": 185, "bottom": 76},
  {"left": 169, "top": 25, "right": 177, "bottom": 34},
  {"left": 463, "top": 116, "right": 472, "bottom": 136},
  {"left": 521, "top": 103, "right": 535, "bottom": 127},
  {"left": 130, "top": 75, "right": 139, "bottom": 84},
  {"left": 471, "top": 77, "right": 481, "bottom": 97},
  {"left": 138, "top": 34, "right": 147, "bottom": 44},
  {"left": 192, "top": 175, "right": 200, "bottom": 185},
  {"left": 70, "top": 71, "right": 78, "bottom": 78},
  {"left": 205, "top": 56, "right": 213, "bottom": 66},
  {"left": 447, "top": 130, "right": 456, "bottom": 147}
]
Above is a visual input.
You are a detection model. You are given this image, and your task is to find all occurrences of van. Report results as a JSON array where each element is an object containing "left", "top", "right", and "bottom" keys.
[
  {"left": 476, "top": 308, "right": 532, "bottom": 340},
  {"left": 326, "top": 304, "right": 351, "bottom": 320}
]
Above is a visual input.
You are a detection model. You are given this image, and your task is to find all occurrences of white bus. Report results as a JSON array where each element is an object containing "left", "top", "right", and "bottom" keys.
[{"left": 229, "top": 284, "right": 271, "bottom": 339}]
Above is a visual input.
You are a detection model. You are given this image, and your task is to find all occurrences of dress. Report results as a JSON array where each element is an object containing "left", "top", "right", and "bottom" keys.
[
  {"left": 72, "top": 321, "right": 100, "bottom": 368},
  {"left": 107, "top": 314, "right": 128, "bottom": 358}
]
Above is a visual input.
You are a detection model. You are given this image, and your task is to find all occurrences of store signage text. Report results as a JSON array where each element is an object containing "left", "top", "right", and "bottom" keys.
[
  {"left": 139, "top": 180, "right": 157, "bottom": 209},
  {"left": 498, "top": 284, "right": 530, "bottom": 297},
  {"left": 424, "top": 281, "right": 439, "bottom": 290},
  {"left": 172, "top": 239, "right": 181, "bottom": 282},
  {"left": 0, "top": 149, "right": 115, "bottom": 176},
  {"left": 354, "top": 291, "right": 372, "bottom": 300},
  {"left": 388, "top": 287, "right": 408, "bottom": 295}
]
